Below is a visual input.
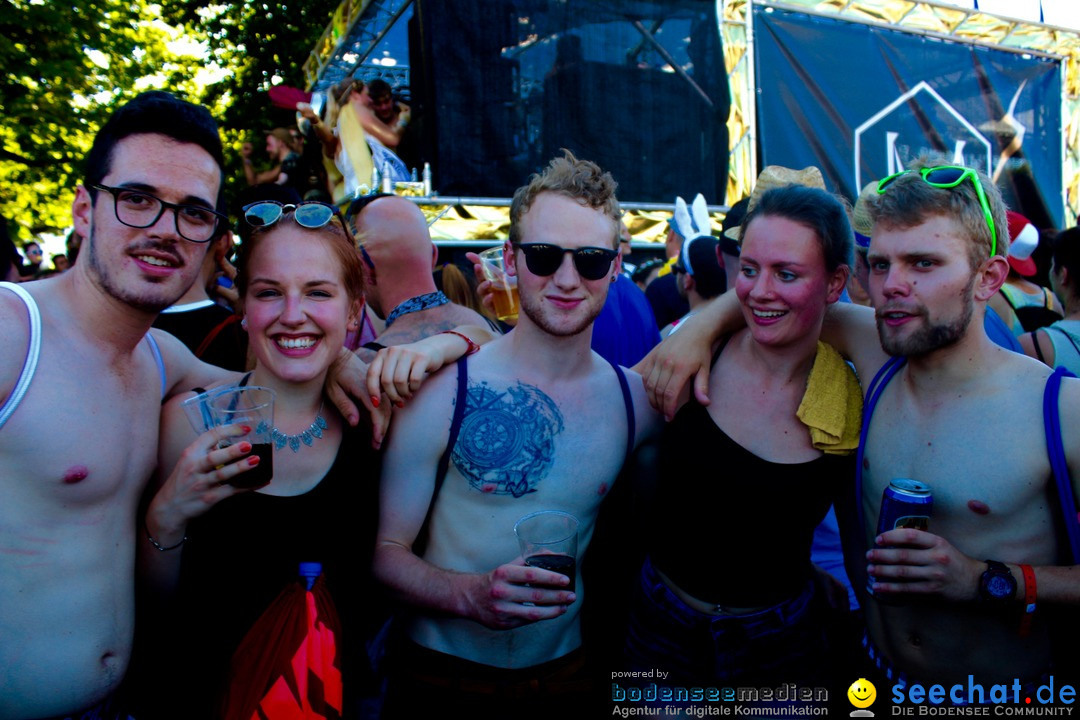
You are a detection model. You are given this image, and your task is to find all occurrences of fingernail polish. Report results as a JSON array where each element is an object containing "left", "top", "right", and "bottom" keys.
[
  {"left": 247, "top": 456, "right": 260, "bottom": 466},
  {"left": 239, "top": 442, "right": 252, "bottom": 453},
  {"left": 370, "top": 395, "right": 381, "bottom": 408},
  {"left": 395, "top": 400, "right": 405, "bottom": 409},
  {"left": 241, "top": 425, "right": 251, "bottom": 434}
]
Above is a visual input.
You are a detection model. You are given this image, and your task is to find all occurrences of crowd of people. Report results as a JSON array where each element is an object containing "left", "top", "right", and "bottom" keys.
[{"left": 0, "top": 84, "right": 1078, "bottom": 720}]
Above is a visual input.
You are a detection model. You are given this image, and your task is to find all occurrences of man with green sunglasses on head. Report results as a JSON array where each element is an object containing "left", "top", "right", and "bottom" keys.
[{"left": 637, "top": 155, "right": 1079, "bottom": 698}]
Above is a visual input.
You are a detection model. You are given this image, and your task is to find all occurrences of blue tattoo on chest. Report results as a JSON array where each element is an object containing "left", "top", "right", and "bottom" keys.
[{"left": 452, "top": 381, "right": 565, "bottom": 497}]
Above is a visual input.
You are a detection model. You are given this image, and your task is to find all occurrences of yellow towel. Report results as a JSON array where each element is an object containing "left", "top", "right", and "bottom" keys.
[{"left": 796, "top": 341, "right": 863, "bottom": 456}]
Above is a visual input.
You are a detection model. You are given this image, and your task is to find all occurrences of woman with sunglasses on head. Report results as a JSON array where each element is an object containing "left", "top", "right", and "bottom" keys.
[
  {"left": 135, "top": 200, "right": 483, "bottom": 718},
  {"left": 624, "top": 178, "right": 859, "bottom": 694}
]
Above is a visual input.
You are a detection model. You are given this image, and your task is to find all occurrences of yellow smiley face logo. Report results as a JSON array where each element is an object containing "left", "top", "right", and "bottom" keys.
[{"left": 847, "top": 678, "right": 876, "bottom": 709}]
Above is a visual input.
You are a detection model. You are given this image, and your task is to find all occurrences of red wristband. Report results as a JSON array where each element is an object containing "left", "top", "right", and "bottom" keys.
[
  {"left": 440, "top": 330, "right": 480, "bottom": 356},
  {"left": 1019, "top": 563, "right": 1036, "bottom": 637}
]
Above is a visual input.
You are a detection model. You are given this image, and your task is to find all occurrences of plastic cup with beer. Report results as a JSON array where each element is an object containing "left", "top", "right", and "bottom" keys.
[{"left": 478, "top": 244, "right": 520, "bottom": 322}]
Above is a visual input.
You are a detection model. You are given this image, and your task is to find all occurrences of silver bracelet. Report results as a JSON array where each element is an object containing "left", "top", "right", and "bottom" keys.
[{"left": 145, "top": 523, "right": 186, "bottom": 552}]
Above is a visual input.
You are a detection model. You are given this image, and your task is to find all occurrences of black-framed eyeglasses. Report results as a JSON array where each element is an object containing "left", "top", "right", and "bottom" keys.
[
  {"left": 876, "top": 165, "right": 998, "bottom": 257},
  {"left": 242, "top": 200, "right": 356, "bottom": 246},
  {"left": 92, "top": 184, "right": 226, "bottom": 243},
  {"left": 515, "top": 242, "right": 618, "bottom": 281}
]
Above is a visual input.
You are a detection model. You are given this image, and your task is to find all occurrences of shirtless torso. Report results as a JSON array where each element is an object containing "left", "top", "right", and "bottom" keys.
[
  {"left": 859, "top": 349, "right": 1067, "bottom": 684},
  {"left": 384, "top": 342, "right": 652, "bottom": 667},
  {"left": 0, "top": 120, "right": 227, "bottom": 718}
]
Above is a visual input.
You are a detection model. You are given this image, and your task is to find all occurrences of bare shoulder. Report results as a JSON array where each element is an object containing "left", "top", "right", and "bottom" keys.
[
  {"left": 0, "top": 284, "right": 35, "bottom": 407},
  {"left": 387, "top": 354, "right": 461, "bottom": 440},
  {"left": 617, "top": 365, "right": 664, "bottom": 445},
  {"left": 149, "top": 328, "right": 234, "bottom": 398}
]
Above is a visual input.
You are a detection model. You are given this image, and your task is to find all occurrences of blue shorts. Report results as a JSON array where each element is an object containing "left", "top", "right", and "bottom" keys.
[{"left": 624, "top": 555, "right": 830, "bottom": 687}]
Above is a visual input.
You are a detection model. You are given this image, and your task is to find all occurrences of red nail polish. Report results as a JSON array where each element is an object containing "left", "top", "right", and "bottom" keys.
[
  {"left": 370, "top": 395, "right": 380, "bottom": 408},
  {"left": 247, "top": 456, "right": 260, "bottom": 466},
  {"left": 241, "top": 425, "right": 251, "bottom": 434},
  {"left": 239, "top": 442, "right": 252, "bottom": 453},
  {"left": 395, "top": 400, "right": 405, "bottom": 409}
]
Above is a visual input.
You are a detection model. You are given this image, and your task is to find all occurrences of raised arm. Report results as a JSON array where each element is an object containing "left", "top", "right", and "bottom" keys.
[
  {"left": 328, "top": 325, "right": 497, "bottom": 430},
  {"left": 819, "top": 301, "right": 890, "bottom": 381},
  {"left": 633, "top": 290, "right": 740, "bottom": 420},
  {"left": 372, "top": 372, "right": 575, "bottom": 630},
  {"left": 138, "top": 394, "right": 257, "bottom": 596}
]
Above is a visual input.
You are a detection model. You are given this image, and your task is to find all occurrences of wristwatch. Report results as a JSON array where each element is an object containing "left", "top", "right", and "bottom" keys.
[{"left": 979, "top": 560, "right": 1017, "bottom": 604}]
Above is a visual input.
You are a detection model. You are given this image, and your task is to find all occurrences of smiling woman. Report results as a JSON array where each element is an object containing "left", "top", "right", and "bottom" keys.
[
  {"left": 134, "top": 206, "right": 383, "bottom": 718},
  {"left": 624, "top": 181, "right": 860, "bottom": 695}
]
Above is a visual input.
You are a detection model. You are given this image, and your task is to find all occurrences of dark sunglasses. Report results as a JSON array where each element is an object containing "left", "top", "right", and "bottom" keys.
[
  {"left": 876, "top": 165, "right": 998, "bottom": 257},
  {"left": 515, "top": 243, "right": 618, "bottom": 281}
]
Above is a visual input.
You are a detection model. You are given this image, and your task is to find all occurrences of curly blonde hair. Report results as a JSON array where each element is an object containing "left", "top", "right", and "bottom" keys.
[{"left": 509, "top": 149, "right": 621, "bottom": 249}]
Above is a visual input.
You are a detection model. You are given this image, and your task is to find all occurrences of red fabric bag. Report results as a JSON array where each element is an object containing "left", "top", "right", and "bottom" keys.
[{"left": 221, "top": 568, "right": 344, "bottom": 720}]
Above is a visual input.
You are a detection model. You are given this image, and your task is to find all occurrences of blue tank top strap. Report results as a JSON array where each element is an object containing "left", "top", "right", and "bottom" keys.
[
  {"left": 1044, "top": 365, "right": 1079, "bottom": 561},
  {"left": 606, "top": 358, "right": 636, "bottom": 465},
  {"left": 145, "top": 332, "right": 167, "bottom": 401},
  {"left": 854, "top": 356, "right": 907, "bottom": 537},
  {"left": 0, "top": 282, "right": 42, "bottom": 430}
]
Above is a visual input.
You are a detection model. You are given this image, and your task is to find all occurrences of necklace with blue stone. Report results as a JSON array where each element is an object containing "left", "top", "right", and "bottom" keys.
[{"left": 258, "top": 404, "right": 328, "bottom": 452}]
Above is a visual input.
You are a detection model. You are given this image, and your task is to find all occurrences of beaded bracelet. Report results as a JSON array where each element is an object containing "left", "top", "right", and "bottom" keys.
[
  {"left": 439, "top": 330, "right": 481, "bottom": 356},
  {"left": 145, "top": 523, "right": 186, "bottom": 552}
]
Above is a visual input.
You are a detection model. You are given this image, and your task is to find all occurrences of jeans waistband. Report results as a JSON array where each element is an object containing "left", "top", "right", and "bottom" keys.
[{"left": 642, "top": 556, "right": 816, "bottom": 634}]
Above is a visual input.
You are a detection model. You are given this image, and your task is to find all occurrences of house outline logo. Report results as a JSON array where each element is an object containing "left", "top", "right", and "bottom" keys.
[{"left": 853, "top": 80, "right": 992, "bottom": 189}]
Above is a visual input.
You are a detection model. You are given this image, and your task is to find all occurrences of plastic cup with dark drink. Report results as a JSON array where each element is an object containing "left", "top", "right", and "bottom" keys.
[
  {"left": 206, "top": 386, "right": 276, "bottom": 488},
  {"left": 514, "top": 510, "right": 579, "bottom": 593}
]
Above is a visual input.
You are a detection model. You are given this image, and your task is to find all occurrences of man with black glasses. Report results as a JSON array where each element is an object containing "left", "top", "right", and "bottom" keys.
[
  {"left": 373, "top": 151, "right": 661, "bottom": 718},
  {"left": 0, "top": 90, "right": 240, "bottom": 720},
  {"left": 639, "top": 157, "right": 1080, "bottom": 697}
]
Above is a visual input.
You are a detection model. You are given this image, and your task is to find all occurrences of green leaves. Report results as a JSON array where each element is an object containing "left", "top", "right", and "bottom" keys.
[{"left": 0, "top": 0, "right": 338, "bottom": 240}]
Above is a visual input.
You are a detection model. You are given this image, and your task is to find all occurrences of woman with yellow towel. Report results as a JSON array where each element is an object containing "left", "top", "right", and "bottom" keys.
[{"left": 624, "top": 176, "right": 859, "bottom": 690}]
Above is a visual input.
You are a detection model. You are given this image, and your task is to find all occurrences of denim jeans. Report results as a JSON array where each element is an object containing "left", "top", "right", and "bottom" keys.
[{"left": 624, "top": 556, "right": 830, "bottom": 688}]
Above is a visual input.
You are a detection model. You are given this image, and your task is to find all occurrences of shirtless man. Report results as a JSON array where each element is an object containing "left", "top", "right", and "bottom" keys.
[
  {"left": 0, "top": 92, "right": 379, "bottom": 719},
  {"left": 638, "top": 159, "right": 1079, "bottom": 690},
  {"left": 373, "top": 152, "right": 660, "bottom": 717},
  {"left": 348, "top": 194, "right": 496, "bottom": 357}
]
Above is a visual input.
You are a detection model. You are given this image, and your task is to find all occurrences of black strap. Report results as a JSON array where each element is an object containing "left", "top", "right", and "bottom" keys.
[
  {"left": 415, "top": 356, "right": 469, "bottom": 553},
  {"left": 607, "top": 359, "right": 636, "bottom": 465},
  {"left": 434, "top": 356, "right": 469, "bottom": 495},
  {"left": 1033, "top": 331, "right": 1047, "bottom": 363}
]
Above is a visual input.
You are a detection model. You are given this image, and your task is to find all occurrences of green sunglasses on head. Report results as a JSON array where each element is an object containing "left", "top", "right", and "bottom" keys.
[{"left": 876, "top": 165, "right": 998, "bottom": 258}]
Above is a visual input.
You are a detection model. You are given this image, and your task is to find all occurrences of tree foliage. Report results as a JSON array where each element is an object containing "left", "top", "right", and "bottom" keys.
[
  {"left": 161, "top": 0, "right": 340, "bottom": 215},
  {"left": 0, "top": 0, "right": 209, "bottom": 241},
  {"left": 0, "top": 0, "right": 340, "bottom": 243}
]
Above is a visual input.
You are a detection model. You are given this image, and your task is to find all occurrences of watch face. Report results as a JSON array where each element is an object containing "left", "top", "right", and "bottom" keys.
[{"left": 987, "top": 575, "right": 1011, "bottom": 597}]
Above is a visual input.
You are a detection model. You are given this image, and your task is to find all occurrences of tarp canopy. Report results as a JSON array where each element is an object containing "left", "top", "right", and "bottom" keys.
[
  {"left": 408, "top": 0, "right": 731, "bottom": 204},
  {"left": 755, "top": 6, "right": 1064, "bottom": 228}
]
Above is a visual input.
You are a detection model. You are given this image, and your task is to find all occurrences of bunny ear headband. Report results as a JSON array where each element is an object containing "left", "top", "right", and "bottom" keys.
[{"left": 672, "top": 194, "right": 712, "bottom": 243}]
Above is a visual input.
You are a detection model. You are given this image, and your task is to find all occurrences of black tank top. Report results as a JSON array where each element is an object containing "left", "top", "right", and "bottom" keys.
[{"left": 652, "top": 400, "right": 854, "bottom": 608}]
